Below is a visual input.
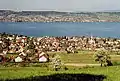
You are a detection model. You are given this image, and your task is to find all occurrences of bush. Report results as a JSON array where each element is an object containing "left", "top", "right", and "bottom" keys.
[
  {"left": 113, "top": 61, "right": 120, "bottom": 66},
  {"left": 63, "top": 66, "right": 68, "bottom": 70}
]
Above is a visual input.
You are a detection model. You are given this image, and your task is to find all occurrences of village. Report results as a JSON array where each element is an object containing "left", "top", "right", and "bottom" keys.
[
  {"left": 0, "top": 10, "right": 120, "bottom": 22},
  {"left": 0, "top": 32, "right": 120, "bottom": 63}
]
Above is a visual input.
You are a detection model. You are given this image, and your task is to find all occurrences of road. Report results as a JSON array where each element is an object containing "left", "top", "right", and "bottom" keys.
[{"left": 64, "top": 63, "right": 100, "bottom": 67}]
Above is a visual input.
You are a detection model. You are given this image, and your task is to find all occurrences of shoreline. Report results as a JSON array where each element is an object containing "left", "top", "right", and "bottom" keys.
[
  {"left": 1, "top": 10, "right": 120, "bottom": 22},
  {"left": 1, "top": 21, "right": 120, "bottom": 23}
]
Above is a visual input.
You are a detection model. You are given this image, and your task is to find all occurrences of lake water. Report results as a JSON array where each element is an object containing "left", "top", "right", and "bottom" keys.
[{"left": 0, "top": 22, "right": 120, "bottom": 38}]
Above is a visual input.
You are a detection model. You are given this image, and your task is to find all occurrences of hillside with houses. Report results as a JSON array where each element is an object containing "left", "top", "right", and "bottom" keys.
[
  {"left": 0, "top": 33, "right": 120, "bottom": 63},
  {"left": 0, "top": 10, "right": 120, "bottom": 22}
]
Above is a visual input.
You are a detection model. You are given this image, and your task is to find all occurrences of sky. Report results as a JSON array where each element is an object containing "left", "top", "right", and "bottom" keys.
[{"left": 0, "top": 0, "right": 120, "bottom": 12}]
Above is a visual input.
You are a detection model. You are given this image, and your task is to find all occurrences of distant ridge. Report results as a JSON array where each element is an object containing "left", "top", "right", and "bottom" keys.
[
  {"left": 0, "top": 9, "right": 120, "bottom": 22},
  {"left": 1, "top": 9, "right": 120, "bottom": 12},
  {"left": 102, "top": 10, "right": 120, "bottom": 12}
]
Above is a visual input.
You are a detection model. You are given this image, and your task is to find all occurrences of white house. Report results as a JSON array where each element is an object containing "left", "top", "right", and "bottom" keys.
[
  {"left": 39, "top": 52, "right": 49, "bottom": 62},
  {"left": 15, "top": 56, "right": 23, "bottom": 62}
]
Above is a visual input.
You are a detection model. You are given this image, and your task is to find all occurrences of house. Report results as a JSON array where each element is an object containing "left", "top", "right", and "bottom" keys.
[
  {"left": 15, "top": 56, "right": 23, "bottom": 62},
  {"left": 39, "top": 52, "right": 49, "bottom": 62},
  {"left": 0, "top": 55, "right": 4, "bottom": 62},
  {"left": 3, "top": 49, "right": 8, "bottom": 55},
  {"left": 19, "top": 52, "right": 27, "bottom": 56},
  {"left": 0, "top": 51, "right": 7, "bottom": 62}
]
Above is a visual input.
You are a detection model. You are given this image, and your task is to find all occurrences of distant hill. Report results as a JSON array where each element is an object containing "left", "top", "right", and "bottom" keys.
[
  {"left": 0, "top": 9, "right": 120, "bottom": 16},
  {"left": 0, "top": 10, "right": 69, "bottom": 16},
  {"left": 1, "top": 10, "right": 120, "bottom": 22},
  {"left": 102, "top": 10, "right": 120, "bottom": 12}
]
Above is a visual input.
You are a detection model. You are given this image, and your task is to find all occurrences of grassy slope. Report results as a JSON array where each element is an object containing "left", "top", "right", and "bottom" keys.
[
  {"left": 0, "top": 66, "right": 120, "bottom": 81},
  {"left": 49, "top": 50, "right": 120, "bottom": 64},
  {"left": 0, "top": 50, "right": 120, "bottom": 80},
  {"left": 48, "top": 50, "right": 97, "bottom": 64}
]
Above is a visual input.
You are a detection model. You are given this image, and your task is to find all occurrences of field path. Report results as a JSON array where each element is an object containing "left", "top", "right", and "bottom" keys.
[{"left": 65, "top": 63, "right": 100, "bottom": 67}]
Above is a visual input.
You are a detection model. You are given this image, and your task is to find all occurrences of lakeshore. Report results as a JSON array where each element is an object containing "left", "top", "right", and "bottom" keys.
[
  {"left": 1, "top": 10, "right": 120, "bottom": 22},
  {"left": 0, "top": 33, "right": 120, "bottom": 57}
]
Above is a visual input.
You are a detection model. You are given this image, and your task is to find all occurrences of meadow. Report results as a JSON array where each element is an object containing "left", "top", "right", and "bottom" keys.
[
  {"left": 0, "top": 50, "right": 120, "bottom": 81},
  {"left": 0, "top": 66, "right": 120, "bottom": 81}
]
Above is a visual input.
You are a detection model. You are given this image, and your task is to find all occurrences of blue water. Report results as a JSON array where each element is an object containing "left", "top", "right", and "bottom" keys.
[{"left": 0, "top": 22, "right": 120, "bottom": 38}]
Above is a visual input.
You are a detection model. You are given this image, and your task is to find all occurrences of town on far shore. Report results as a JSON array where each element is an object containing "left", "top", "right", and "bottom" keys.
[{"left": 0, "top": 10, "right": 120, "bottom": 22}]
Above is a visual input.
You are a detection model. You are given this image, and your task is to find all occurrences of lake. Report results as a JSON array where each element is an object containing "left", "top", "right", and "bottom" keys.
[{"left": 0, "top": 22, "right": 120, "bottom": 38}]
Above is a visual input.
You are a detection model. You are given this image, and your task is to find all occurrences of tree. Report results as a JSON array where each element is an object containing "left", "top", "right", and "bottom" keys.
[
  {"left": 51, "top": 54, "right": 63, "bottom": 71},
  {"left": 94, "top": 51, "right": 113, "bottom": 67}
]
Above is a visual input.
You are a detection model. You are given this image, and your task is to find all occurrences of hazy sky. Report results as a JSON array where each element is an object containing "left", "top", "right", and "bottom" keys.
[{"left": 0, "top": 0, "right": 120, "bottom": 11}]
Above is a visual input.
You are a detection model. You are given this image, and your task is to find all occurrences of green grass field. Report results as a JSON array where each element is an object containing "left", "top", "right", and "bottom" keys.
[
  {"left": 48, "top": 50, "right": 120, "bottom": 64},
  {"left": 0, "top": 66, "right": 120, "bottom": 81},
  {"left": 0, "top": 50, "right": 120, "bottom": 81}
]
